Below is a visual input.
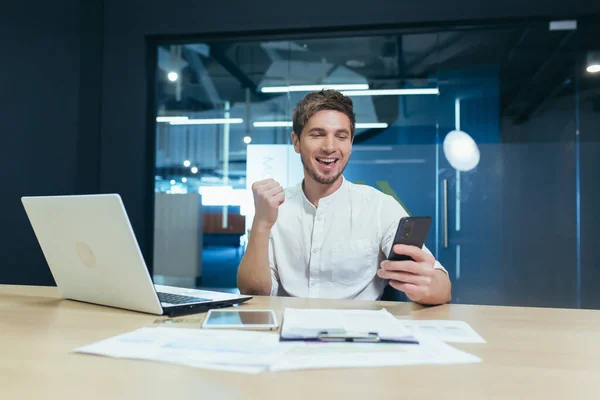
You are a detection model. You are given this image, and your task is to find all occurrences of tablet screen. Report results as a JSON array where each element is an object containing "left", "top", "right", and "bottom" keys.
[{"left": 204, "top": 310, "right": 276, "bottom": 326}]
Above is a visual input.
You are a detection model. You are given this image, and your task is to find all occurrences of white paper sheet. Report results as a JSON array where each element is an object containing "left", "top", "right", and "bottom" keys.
[
  {"left": 281, "top": 308, "right": 417, "bottom": 342},
  {"left": 73, "top": 327, "right": 297, "bottom": 374},
  {"left": 397, "top": 320, "right": 487, "bottom": 343},
  {"left": 270, "top": 337, "right": 481, "bottom": 372},
  {"left": 74, "top": 321, "right": 482, "bottom": 374}
]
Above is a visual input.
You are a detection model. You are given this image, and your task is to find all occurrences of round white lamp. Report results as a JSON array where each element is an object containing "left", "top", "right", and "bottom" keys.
[{"left": 443, "top": 130, "right": 480, "bottom": 171}]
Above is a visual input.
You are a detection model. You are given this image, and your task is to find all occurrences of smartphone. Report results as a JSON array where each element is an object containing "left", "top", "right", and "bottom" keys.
[
  {"left": 387, "top": 216, "right": 432, "bottom": 261},
  {"left": 202, "top": 309, "right": 279, "bottom": 330}
]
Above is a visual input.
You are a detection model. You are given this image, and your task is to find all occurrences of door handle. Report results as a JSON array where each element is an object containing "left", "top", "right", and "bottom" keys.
[{"left": 443, "top": 179, "right": 448, "bottom": 248}]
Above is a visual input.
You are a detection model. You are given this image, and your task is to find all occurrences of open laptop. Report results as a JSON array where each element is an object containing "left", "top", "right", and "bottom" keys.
[{"left": 21, "top": 194, "right": 252, "bottom": 317}]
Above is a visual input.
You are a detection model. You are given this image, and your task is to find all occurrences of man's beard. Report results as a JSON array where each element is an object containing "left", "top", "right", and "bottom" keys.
[{"left": 300, "top": 153, "right": 348, "bottom": 185}]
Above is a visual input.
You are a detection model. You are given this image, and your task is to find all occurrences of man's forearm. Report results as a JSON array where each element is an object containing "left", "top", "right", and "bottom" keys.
[
  {"left": 237, "top": 224, "right": 273, "bottom": 295},
  {"left": 417, "top": 270, "right": 452, "bottom": 306}
]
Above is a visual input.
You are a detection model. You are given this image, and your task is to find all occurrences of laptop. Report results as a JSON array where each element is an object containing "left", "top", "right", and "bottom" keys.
[{"left": 21, "top": 194, "right": 252, "bottom": 317}]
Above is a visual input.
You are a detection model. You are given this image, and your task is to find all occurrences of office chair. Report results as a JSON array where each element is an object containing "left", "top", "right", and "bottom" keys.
[{"left": 380, "top": 284, "right": 410, "bottom": 302}]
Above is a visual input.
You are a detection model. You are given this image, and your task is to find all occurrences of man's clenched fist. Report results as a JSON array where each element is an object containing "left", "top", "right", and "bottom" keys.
[{"left": 251, "top": 179, "right": 285, "bottom": 230}]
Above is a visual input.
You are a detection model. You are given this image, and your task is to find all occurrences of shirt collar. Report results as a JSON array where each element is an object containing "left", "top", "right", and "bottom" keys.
[{"left": 300, "top": 175, "right": 348, "bottom": 210}]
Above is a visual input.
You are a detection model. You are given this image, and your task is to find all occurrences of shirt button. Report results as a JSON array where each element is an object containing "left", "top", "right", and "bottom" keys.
[
  {"left": 312, "top": 248, "right": 318, "bottom": 254},
  {"left": 310, "top": 280, "right": 316, "bottom": 287},
  {"left": 316, "top": 216, "right": 323, "bottom": 221}
]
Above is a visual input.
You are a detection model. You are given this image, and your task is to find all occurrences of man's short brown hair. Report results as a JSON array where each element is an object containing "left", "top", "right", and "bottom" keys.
[{"left": 292, "top": 89, "right": 356, "bottom": 138}]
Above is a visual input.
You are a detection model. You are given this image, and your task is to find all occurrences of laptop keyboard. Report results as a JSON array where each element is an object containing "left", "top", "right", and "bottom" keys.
[{"left": 157, "top": 292, "right": 210, "bottom": 305}]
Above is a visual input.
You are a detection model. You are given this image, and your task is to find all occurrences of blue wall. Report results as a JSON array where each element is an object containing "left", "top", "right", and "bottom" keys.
[{"left": 344, "top": 65, "right": 583, "bottom": 307}]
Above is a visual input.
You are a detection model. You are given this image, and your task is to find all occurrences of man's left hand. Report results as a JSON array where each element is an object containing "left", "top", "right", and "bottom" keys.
[{"left": 377, "top": 244, "right": 450, "bottom": 305}]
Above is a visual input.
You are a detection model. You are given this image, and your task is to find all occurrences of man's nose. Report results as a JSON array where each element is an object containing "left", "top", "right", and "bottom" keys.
[{"left": 322, "top": 136, "right": 335, "bottom": 152}]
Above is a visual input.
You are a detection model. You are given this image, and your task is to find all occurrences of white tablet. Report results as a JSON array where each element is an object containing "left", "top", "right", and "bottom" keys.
[{"left": 202, "top": 309, "right": 279, "bottom": 330}]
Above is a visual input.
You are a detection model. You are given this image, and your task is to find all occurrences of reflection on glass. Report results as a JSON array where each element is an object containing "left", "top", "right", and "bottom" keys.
[
  {"left": 152, "top": 20, "right": 600, "bottom": 309},
  {"left": 443, "top": 130, "right": 480, "bottom": 171}
]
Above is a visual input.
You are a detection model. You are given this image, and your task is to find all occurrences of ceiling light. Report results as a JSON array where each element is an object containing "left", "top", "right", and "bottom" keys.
[
  {"left": 167, "top": 71, "right": 178, "bottom": 82},
  {"left": 181, "top": 177, "right": 188, "bottom": 183},
  {"left": 183, "top": 160, "right": 191, "bottom": 167},
  {"left": 170, "top": 118, "right": 243, "bottom": 125},
  {"left": 260, "top": 84, "right": 369, "bottom": 93},
  {"left": 191, "top": 167, "right": 198, "bottom": 174},
  {"left": 156, "top": 116, "right": 189, "bottom": 123},
  {"left": 169, "top": 179, "right": 176, "bottom": 185},
  {"left": 587, "top": 64, "right": 600, "bottom": 73},
  {"left": 253, "top": 121, "right": 387, "bottom": 129},
  {"left": 243, "top": 136, "right": 252, "bottom": 144},
  {"left": 341, "top": 88, "right": 439, "bottom": 96},
  {"left": 586, "top": 50, "right": 600, "bottom": 74},
  {"left": 253, "top": 121, "right": 293, "bottom": 128},
  {"left": 356, "top": 123, "right": 388, "bottom": 129}
]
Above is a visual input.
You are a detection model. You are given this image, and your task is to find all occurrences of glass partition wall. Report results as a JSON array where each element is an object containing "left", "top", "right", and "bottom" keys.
[{"left": 152, "top": 19, "right": 600, "bottom": 308}]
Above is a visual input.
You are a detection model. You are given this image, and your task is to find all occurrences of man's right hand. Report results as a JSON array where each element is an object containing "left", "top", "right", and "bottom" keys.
[{"left": 251, "top": 178, "right": 285, "bottom": 231}]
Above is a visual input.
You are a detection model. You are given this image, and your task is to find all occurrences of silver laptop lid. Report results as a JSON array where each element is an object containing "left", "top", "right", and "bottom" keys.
[{"left": 21, "top": 194, "right": 163, "bottom": 315}]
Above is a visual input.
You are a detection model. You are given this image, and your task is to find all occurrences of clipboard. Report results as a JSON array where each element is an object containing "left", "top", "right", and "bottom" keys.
[{"left": 278, "top": 308, "right": 419, "bottom": 344}]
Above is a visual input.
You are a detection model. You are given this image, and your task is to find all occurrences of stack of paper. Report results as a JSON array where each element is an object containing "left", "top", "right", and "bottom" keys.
[
  {"left": 74, "top": 309, "right": 484, "bottom": 373},
  {"left": 74, "top": 327, "right": 294, "bottom": 374},
  {"left": 271, "top": 337, "right": 481, "bottom": 372}
]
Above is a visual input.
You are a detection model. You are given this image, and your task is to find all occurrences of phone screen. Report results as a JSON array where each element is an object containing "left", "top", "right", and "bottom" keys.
[{"left": 204, "top": 310, "right": 275, "bottom": 326}]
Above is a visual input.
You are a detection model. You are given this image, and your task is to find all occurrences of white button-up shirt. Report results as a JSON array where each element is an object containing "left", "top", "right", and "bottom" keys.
[{"left": 268, "top": 176, "right": 446, "bottom": 300}]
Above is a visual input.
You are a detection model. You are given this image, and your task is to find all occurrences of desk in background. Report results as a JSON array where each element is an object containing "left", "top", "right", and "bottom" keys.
[{"left": 1, "top": 285, "right": 599, "bottom": 399}]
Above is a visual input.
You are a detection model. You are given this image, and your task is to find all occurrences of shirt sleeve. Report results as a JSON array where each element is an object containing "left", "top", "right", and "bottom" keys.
[
  {"left": 380, "top": 195, "right": 447, "bottom": 274},
  {"left": 268, "top": 235, "right": 281, "bottom": 296}
]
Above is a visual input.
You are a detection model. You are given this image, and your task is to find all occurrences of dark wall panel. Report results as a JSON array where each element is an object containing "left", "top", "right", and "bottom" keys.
[{"left": 0, "top": 1, "right": 81, "bottom": 284}]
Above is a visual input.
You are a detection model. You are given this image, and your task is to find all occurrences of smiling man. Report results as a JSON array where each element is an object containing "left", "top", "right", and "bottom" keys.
[{"left": 237, "top": 90, "right": 451, "bottom": 305}]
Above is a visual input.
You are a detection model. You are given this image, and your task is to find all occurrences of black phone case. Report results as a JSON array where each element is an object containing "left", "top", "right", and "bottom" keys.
[{"left": 387, "top": 216, "right": 432, "bottom": 261}]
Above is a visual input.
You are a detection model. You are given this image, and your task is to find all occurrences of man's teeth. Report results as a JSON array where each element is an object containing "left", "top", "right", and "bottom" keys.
[{"left": 317, "top": 158, "right": 336, "bottom": 163}]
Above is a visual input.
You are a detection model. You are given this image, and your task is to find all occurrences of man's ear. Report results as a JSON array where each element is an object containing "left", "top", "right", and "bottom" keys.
[{"left": 291, "top": 132, "right": 300, "bottom": 154}]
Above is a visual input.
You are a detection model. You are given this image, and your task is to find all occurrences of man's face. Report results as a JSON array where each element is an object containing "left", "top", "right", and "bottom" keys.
[{"left": 291, "top": 110, "right": 353, "bottom": 185}]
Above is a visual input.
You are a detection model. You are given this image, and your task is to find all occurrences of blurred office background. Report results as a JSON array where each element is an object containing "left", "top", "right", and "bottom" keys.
[
  {"left": 152, "top": 23, "right": 600, "bottom": 308},
  {"left": 3, "top": 1, "right": 600, "bottom": 309}
]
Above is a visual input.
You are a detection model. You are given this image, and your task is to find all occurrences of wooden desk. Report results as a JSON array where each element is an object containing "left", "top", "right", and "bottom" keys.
[{"left": 1, "top": 285, "right": 599, "bottom": 399}]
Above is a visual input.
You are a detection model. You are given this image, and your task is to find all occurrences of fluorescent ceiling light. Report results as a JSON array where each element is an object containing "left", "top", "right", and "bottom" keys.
[
  {"left": 253, "top": 121, "right": 388, "bottom": 129},
  {"left": 156, "top": 116, "right": 189, "bottom": 123},
  {"left": 170, "top": 118, "right": 244, "bottom": 125},
  {"left": 356, "top": 123, "right": 388, "bottom": 128},
  {"left": 341, "top": 88, "right": 440, "bottom": 96},
  {"left": 253, "top": 121, "right": 293, "bottom": 128},
  {"left": 587, "top": 64, "right": 600, "bottom": 73},
  {"left": 260, "top": 84, "right": 369, "bottom": 93}
]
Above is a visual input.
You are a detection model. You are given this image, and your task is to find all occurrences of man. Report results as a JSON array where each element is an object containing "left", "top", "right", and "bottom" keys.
[{"left": 237, "top": 90, "right": 451, "bottom": 305}]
